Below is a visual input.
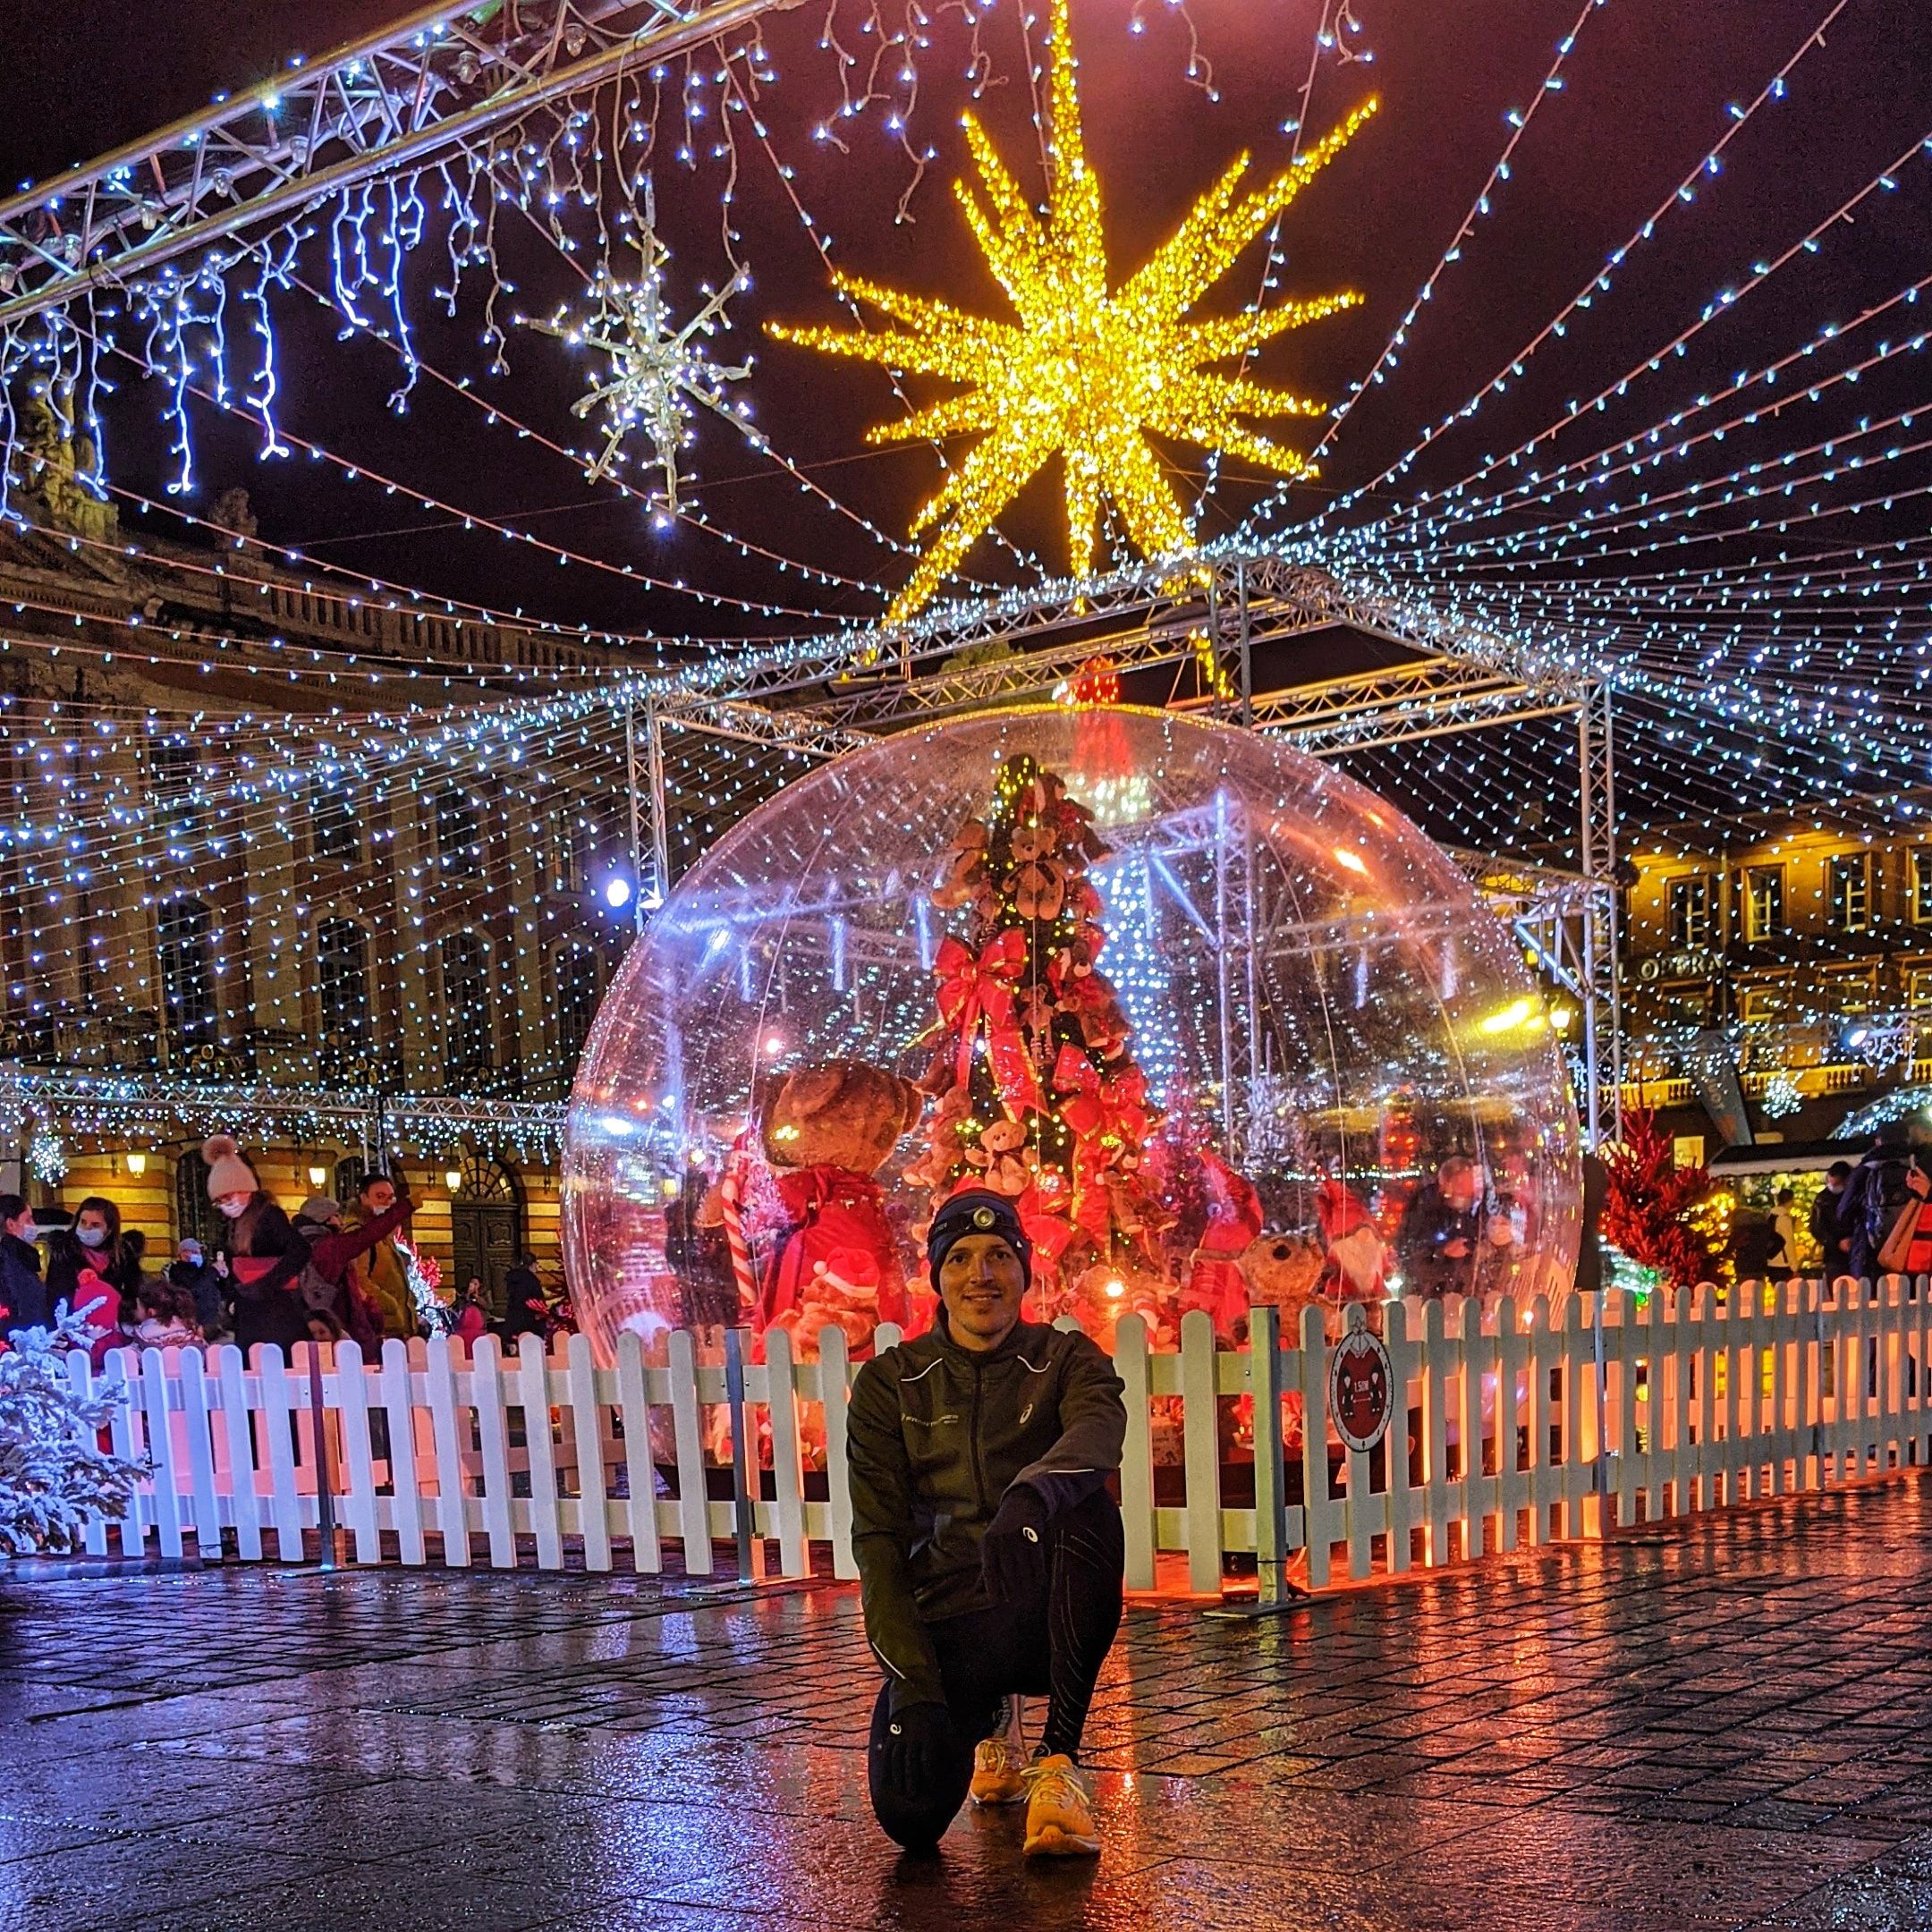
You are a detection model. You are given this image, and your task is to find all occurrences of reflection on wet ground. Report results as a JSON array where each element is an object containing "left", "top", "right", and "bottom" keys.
[{"left": 8, "top": 1479, "right": 1932, "bottom": 1928}]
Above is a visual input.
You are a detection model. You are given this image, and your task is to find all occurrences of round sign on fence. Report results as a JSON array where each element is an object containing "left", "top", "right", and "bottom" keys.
[{"left": 1328, "top": 1326, "right": 1395, "bottom": 1454}]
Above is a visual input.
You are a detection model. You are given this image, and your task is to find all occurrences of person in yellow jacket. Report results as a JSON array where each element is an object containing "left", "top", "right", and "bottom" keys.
[{"left": 344, "top": 1170, "right": 416, "bottom": 1341}]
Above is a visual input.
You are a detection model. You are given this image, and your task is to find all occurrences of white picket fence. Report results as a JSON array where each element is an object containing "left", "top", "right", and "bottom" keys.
[{"left": 65, "top": 1275, "right": 1932, "bottom": 1599}]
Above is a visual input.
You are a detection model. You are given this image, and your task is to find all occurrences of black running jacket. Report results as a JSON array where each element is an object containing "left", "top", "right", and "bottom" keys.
[{"left": 845, "top": 1312, "right": 1126, "bottom": 1711}]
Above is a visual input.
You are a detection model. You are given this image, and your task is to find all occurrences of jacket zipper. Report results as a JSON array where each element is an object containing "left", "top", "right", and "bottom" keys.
[{"left": 968, "top": 1357, "right": 989, "bottom": 1516}]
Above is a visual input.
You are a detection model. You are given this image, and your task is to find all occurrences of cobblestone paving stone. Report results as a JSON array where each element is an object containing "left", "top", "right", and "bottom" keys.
[{"left": 8, "top": 1479, "right": 1932, "bottom": 1928}]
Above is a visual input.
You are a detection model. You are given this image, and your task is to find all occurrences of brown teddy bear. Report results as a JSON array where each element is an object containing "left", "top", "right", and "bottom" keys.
[
  {"left": 753, "top": 1060, "right": 923, "bottom": 1358},
  {"left": 1236, "top": 1231, "right": 1326, "bottom": 1322}
]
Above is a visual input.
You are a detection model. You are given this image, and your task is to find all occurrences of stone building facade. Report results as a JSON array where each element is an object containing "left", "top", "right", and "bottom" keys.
[{"left": 0, "top": 411, "right": 635, "bottom": 1310}]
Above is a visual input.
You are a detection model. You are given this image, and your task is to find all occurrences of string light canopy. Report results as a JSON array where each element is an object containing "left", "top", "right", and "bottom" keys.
[{"left": 0, "top": 0, "right": 1922, "bottom": 1118}]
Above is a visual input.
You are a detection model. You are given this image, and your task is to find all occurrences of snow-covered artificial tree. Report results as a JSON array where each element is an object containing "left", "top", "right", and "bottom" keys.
[{"left": 0, "top": 1302, "right": 144, "bottom": 1555}]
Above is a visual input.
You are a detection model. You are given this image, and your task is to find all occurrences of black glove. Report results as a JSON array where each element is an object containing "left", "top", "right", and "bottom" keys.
[
  {"left": 877, "top": 1699, "right": 956, "bottom": 1795},
  {"left": 980, "top": 1482, "right": 1051, "bottom": 1603}
]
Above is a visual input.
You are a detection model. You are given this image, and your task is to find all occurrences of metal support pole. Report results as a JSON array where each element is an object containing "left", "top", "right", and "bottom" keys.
[
  {"left": 1576, "top": 681, "right": 1621, "bottom": 1147},
  {"left": 1236, "top": 559, "right": 1254, "bottom": 732},
  {"left": 306, "top": 1342, "right": 338, "bottom": 1572},
  {"left": 623, "top": 687, "right": 648, "bottom": 936},
  {"left": 640, "top": 696, "right": 673, "bottom": 925},
  {"left": 1204, "top": 572, "right": 1222, "bottom": 723},
  {"left": 1214, "top": 789, "right": 1235, "bottom": 1152},
  {"left": 724, "top": 1326, "right": 763, "bottom": 1582}
]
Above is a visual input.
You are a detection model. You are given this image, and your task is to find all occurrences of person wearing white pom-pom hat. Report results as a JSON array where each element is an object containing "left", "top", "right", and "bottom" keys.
[{"left": 204, "top": 1134, "right": 305, "bottom": 1360}]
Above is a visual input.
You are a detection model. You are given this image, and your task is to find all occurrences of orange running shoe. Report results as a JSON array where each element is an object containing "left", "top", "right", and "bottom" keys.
[
  {"left": 1021, "top": 1753, "right": 1100, "bottom": 1856},
  {"left": 970, "top": 1734, "right": 1027, "bottom": 1807}
]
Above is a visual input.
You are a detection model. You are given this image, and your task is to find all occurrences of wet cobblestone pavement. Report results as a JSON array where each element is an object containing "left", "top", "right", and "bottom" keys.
[{"left": 9, "top": 1480, "right": 1932, "bottom": 1929}]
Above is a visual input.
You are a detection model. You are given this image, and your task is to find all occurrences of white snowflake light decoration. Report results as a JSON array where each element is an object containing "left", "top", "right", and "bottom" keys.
[
  {"left": 528, "top": 215, "right": 751, "bottom": 510},
  {"left": 1760, "top": 1070, "right": 1803, "bottom": 1120},
  {"left": 27, "top": 1127, "right": 66, "bottom": 1187}
]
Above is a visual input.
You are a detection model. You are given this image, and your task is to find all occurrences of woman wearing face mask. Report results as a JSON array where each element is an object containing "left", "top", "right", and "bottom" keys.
[
  {"left": 0, "top": 1194, "right": 47, "bottom": 1335},
  {"left": 46, "top": 1196, "right": 140, "bottom": 1356},
  {"left": 203, "top": 1134, "right": 305, "bottom": 1360}
]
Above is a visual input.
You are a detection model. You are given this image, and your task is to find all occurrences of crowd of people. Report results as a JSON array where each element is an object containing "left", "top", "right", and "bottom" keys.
[{"left": 0, "top": 1133, "right": 570, "bottom": 1361}]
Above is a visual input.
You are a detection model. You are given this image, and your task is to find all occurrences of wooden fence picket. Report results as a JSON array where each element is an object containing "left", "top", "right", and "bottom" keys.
[
  {"left": 613, "top": 1331, "right": 659, "bottom": 1575},
  {"left": 1495, "top": 1297, "right": 1522, "bottom": 1555},
  {"left": 470, "top": 1339, "right": 518, "bottom": 1569},
  {"left": 424, "top": 1333, "right": 472, "bottom": 1566},
  {"left": 763, "top": 1327, "right": 809, "bottom": 1580},
  {"left": 174, "top": 1349, "right": 223, "bottom": 1555},
  {"left": 1297, "top": 1303, "right": 1331, "bottom": 1590},
  {"left": 334, "top": 1341, "right": 383, "bottom": 1563},
  {"left": 137, "top": 1348, "right": 184, "bottom": 1558},
  {"left": 666, "top": 1327, "right": 712, "bottom": 1575},
  {"left": 1456, "top": 1299, "right": 1487, "bottom": 1560},
  {"left": 380, "top": 1339, "right": 426, "bottom": 1565},
  {"left": 1419, "top": 1299, "right": 1450, "bottom": 1566},
  {"left": 1114, "top": 1314, "right": 1157, "bottom": 1591},
  {"left": 213, "top": 1346, "right": 262, "bottom": 1560},
  {"left": 1179, "top": 1310, "right": 1223, "bottom": 1597},
  {"left": 564, "top": 1334, "right": 612, "bottom": 1573},
  {"left": 1382, "top": 1302, "right": 1413, "bottom": 1577},
  {"left": 64, "top": 1352, "right": 111, "bottom": 1555},
  {"left": 818, "top": 1326, "right": 859, "bottom": 1581},
  {"left": 517, "top": 1334, "right": 565, "bottom": 1571}
]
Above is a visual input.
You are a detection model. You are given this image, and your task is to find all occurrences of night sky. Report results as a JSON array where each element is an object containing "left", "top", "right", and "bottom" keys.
[{"left": 4, "top": 0, "right": 1928, "bottom": 662}]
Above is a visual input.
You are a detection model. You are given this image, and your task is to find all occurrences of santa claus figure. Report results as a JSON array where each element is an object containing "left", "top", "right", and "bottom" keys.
[
  {"left": 1315, "top": 1179, "right": 1390, "bottom": 1327},
  {"left": 1182, "top": 1151, "right": 1265, "bottom": 1341}
]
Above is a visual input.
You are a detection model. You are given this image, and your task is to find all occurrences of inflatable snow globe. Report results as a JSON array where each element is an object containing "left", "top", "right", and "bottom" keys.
[{"left": 562, "top": 705, "right": 1580, "bottom": 1365}]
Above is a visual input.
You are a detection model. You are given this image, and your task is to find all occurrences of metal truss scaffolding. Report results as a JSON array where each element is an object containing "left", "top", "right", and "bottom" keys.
[
  {"left": 1, "top": 1066, "right": 566, "bottom": 1161},
  {"left": 0, "top": 0, "right": 800, "bottom": 327}
]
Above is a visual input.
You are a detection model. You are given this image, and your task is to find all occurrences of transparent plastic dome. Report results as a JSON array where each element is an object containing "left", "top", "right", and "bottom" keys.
[{"left": 563, "top": 705, "right": 1580, "bottom": 1363}]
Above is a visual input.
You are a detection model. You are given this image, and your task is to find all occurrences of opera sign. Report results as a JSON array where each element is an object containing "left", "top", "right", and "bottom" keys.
[{"left": 1327, "top": 1326, "right": 1395, "bottom": 1454}]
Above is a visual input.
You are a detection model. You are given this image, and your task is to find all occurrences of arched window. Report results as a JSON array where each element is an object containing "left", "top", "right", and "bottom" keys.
[
  {"left": 174, "top": 1148, "right": 218, "bottom": 1250},
  {"left": 440, "top": 931, "right": 492, "bottom": 1087},
  {"left": 555, "top": 943, "right": 598, "bottom": 1067},
  {"left": 317, "top": 917, "right": 371, "bottom": 1080},
  {"left": 157, "top": 897, "right": 217, "bottom": 1054}
]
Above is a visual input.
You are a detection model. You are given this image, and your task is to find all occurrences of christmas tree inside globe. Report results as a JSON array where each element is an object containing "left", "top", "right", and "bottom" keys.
[{"left": 563, "top": 706, "right": 1580, "bottom": 1366}]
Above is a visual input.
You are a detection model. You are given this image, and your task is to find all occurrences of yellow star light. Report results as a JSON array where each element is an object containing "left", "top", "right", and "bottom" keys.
[{"left": 768, "top": 0, "right": 1375, "bottom": 626}]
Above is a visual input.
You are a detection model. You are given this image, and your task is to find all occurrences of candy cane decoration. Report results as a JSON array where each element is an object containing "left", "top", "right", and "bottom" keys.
[{"left": 718, "top": 1133, "right": 758, "bottom": 1318}]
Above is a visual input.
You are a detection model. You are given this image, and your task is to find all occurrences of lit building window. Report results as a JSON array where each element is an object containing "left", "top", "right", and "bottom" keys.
[
  {"left": 317, "top": 917, "right": 372, "bottom": 1079},
  {"left": 1666, "top": 875, "right": 1709, "bottom": 950},
  {"left": 157, "top": 898, "right": 217, "bottom": 1049},
  {"left": 1741, "top": 865, "right": 1784, "bottom": 942},
  {"left": 441, "top": 932, "right": 493, "bottom": 1087},
  {"left": 1912, "top": 848, "right": 1932, "bottom": 925},
  {"left": 555, "top": 944, "right": 598, "bottom": 1065},
  {"left": 1828, "top": 852, "right": 1872, "bottom": 933}
]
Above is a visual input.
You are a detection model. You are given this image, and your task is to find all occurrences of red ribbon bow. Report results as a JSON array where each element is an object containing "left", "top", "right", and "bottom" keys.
[
  {"left": 1014, "top": 1184, "right": 1077, "bottom": 1265},
  {"left": 1051, "top": 1045, "right": 1149, "bottom": 1146},
  {"left": 934, "top": 929, "right": 1042, "bottom": 1114}
]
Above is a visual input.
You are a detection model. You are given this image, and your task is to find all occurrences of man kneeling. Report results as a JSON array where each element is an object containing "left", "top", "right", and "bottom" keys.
[{"left": 847, "top": 1190, "right": 1127, "bottom": 1856}]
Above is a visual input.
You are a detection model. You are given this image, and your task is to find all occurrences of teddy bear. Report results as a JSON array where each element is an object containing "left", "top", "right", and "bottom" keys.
[
  {"left": 1235, "top": 1231, "right": 1327, "bottom": 1328},
  {"left": 752, "top": 1059, "right": 924, "bottom": 1360}
]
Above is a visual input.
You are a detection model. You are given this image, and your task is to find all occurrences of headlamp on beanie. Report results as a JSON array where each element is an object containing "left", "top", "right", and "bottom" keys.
[{"left": 927, "top": 1188, "right": 1032, "bottom": 1290}]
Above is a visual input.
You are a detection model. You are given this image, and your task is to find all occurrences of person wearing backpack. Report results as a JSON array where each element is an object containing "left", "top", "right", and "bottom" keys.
[
  {"left": 267, "top": 1191, "right": 414, "bottom": 1355},
  {"left": 1841, "top": 1129, "right": 1918, "bottom": 1283}
]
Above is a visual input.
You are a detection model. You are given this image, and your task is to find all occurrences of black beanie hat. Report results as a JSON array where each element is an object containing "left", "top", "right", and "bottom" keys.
[{"left": 927, "top": 1189, "right": 1032, "bottom": 1289}]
